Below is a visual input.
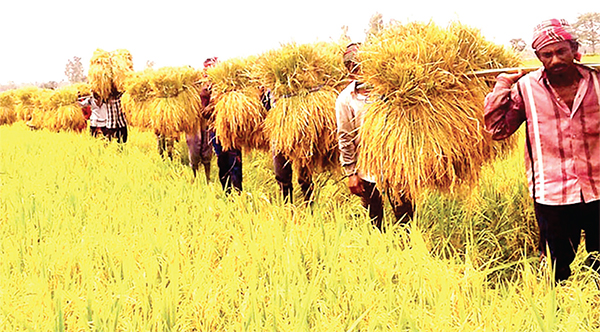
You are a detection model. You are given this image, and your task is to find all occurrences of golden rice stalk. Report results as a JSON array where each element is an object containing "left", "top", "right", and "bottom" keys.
[
  {"left": 254, "top": 41, "right": 347, "bottom": 97},
  {"left": 13, "top": 86, "right": 42, "bottom": 121},
  {"left": 71, "top": 82, "right": 92, "bottom": 98},
  {"left": 263, "top": 88, "right": 339, "bottom": 170},
  {"left": 213, "top": 89, "right": 268, "bottom": 151},
  {"left": 41, "top": 86, "right": 86, "bottom": 132},
  {"left": 88, "top": 48, "right": 134, "bottom": 100},
  {"left": 88, "top": 49, "right": 113, "bottom": 100},
  {"left": 0, "top": 91, "right": 16, "bottom": 125},
  {"left": 357, "top": 21, "right": 521, "bottom": 201},
  {"left": 112, "top": 49, "right": 134, "bottom": 93},
  {"left": 207, "top": 57, "right": 269, "bottom": 151},
  {"left": 147, "top": 66, "right": 204, "bottom": 136},
  {"left": 122, "top": 69, "right": 155, "bottom": 129},
  {"left": 207, "top": 56, "right": 257, "bottom": 94}
]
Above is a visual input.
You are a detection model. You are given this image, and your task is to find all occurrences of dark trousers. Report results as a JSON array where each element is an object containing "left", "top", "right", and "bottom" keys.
[
  {"left": 273, "top": 153, "right": 313, "bottom": 203},
  {"left": 534, "top": 200, "right": 600, "bottom": 281},
  {"left": 211, "top": 132, "right": 242, "bottom": 194},
  {"left": 105, "top": 126, "right": 128, "bottom": 143},
  {"left": 359, "top": 180, "right": 414, "bottom": 231}
]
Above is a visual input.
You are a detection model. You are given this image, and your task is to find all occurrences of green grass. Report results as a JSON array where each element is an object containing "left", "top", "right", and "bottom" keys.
[{"left": 0, "top": 124, "right": 598, "bottom": 331}]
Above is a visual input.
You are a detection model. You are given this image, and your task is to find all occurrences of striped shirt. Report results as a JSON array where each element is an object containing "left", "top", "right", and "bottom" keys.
[
  {"left": 484, "top": 64, "right": 600, "bottom": 205},
  {"left": 105, "top": 97, "right": 127, "bottom": 129}
]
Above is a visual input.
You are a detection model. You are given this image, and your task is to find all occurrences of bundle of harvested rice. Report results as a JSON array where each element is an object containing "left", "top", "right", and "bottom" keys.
[
  {"left": 13, "top": 86, "right": 42, "bottom": 122},
  {"left": 147, "top": 66, "right": 204, "bottom": 136},
  {"left": 122, "top": 69, "right": 155, "bottom": 129},
  {"left": 88, "top": 48, "right": 134, "bottom": 100},
  {"left": 208, "top": 56, "right": 269, "bottom": 151},
  {"left": 72, "top": 82, "right": 92, "bottom": 98},
  {"left": 43, "top": 85, "right": 87, "bottom": 132},
  {"left": 254, "top": 42, "right": 347, "bottom": 170},
  {"left": 0, "top": 91, "right": 16, "bottom": 125},
  {"left": 357, "top": 21, "right": 521, "bottom": 202}
]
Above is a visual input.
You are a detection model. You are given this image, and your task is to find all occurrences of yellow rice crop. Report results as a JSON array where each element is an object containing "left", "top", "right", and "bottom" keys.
[
  {"left": 0, "top": 91, "right": 16, "bottom": 125},
  {"left": 88, "top": 49, "right": 134, "bottom": 100},
  {"left": 208, "top": 57, "right": 269, "bottom": 151},
  {"left": 358, "top": 21, "right": 521, "bottom": 202},
  {"left": 122, "top": 69, "right": 155, "bottom": 129},
  {"left": 254, "top": 42, "right": 346, "bottom": 171},
  {"left": 147, "top": 66, "right": 204, "bottom": 136},
  {"left": 13, "top": 86, "right": 43, "bottom": 122},
  {"left": 263, "top": 88, "right": 339, "bottom": 170},
  {"left": 213, "top": 89, "right": 268, "bottom": 151},
  {"left": 43, "top": 85, "right": 87, "bottom": 132}
]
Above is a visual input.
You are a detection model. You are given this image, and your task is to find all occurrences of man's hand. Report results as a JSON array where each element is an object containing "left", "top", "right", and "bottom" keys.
[
  {"left": 497, "top": 70, "right": 525, "bottom": 85},
  {"left": 347, "top": 174, "right": 364, "bottom": 195}
]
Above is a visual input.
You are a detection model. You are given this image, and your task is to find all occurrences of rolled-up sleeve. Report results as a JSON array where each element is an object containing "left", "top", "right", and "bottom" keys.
[
  {"left": 335, "top": 92, "right": 358, "bottom": 176},
  {"left": 484, "top": 77, "right": 527, "bottom": 140}
]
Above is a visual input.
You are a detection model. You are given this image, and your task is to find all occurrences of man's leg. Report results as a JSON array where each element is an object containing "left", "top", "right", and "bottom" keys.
[
  {"left": 273, "top": 153, "right": 293, "bottom": 203},
  {"left": 580, "top": 200, "right": 600, "bottom": 274},
  {"left": 186, "top": 131, "right": 202, "bottom": 178},
  {"left": 298, "top": 165, "right": 314, "bottom": 203},
  {"left": 360, "top": 180, "right": 384, "bottom": 231},
  {"left": 391, "top": 193, "right": 414, "bottom": 224},
  {"left": 534, "top": 202, "right": 583, "bottom": 282}
]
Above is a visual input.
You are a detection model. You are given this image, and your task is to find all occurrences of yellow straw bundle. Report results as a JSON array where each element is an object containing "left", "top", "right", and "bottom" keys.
[
  {"left": 147, "top": 66, "right": 204, "bottom": 136},
  {"left": 357, "top": 21, "right": 521, "bottom": 201},
  {"left": 88, "top": 49, "right": 134, "bottom": 100},
  {"left": 263, "top": 88, "right": 339, "bottom": 170},
  {"left": 43, "top": 86, "right": 87, "bottom": 132},
  {"left": 14, "top": 86, "right": 42, "bottom": 122},
  {"left": 213, "top": 89, "right": 268, "bottom": 151},
  {"left": 208, "top": 57, "right": 269, "bottom": 151},
  {"left": 254, "top": 42, "right": 347, "bottom": 171},
  {"left": 0, "top": 91, "right": 16, "bottom": 125},
  {"left": 122, "top": 70, "right": 155, "bottom": 129}
]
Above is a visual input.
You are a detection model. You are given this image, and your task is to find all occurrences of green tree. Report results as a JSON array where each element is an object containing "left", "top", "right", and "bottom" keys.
[
  {"left": 573, "top": 12, "right": 600, "bottom": 54},
  {"left": 64, "top": 56, "right": 86, "bottom": 83}
]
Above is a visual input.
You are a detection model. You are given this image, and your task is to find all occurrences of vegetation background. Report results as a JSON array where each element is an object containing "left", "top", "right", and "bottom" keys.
[{"left": 1, "top": 119, "right": 598, "bottom": 331}]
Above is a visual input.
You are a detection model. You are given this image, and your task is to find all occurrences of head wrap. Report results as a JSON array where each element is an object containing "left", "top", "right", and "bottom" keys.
[
  {"left": 532, "top": 19, "right": 577, "bottom": 51},
  {"left": 203, "top": 57, "right": 218, "bottom": 69},
  {"left": 343, "top": 43, "right": 360, "bottom": 66}
]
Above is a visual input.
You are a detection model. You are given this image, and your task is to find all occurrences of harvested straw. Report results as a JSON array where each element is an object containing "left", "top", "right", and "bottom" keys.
[
  {"left": 43, "top": 85, "right": 87, "bottom": 132},
  {"left": 357, "top": 21, "right": 521, "bottom": 201},
  {"left": 122, "top": 69, "right": 155, "bottom": 129},
  {"left": 254, "top": 42, "right": 347, "bottom": 171},
  {"left": 147, "top": 66, "right": 204, "bottom": 136},
  {"left": 0, "top": 91, "right": 16, "bottom": 125},
  {"left": 13, "top": 86, "right": 42, "bottom": 122},
  {"left": 88, "top": 49, "right": 134, "bottom": 100},
  {"left": 208, "top": 57, "right": 268, "bottom": 151}
]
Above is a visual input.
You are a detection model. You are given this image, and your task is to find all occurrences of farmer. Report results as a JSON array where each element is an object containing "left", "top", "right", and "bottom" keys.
[
  {"left": 484, "top": 19, "right": 600, "bottom": 282},
  {"left": 104, "top": 85, "right": 128, "bottom": 143},
  {"left": 335, "top": 43, "right": 414, "bottom": 230},
  {"left": 200, "top": 57, "right": 243, "bottom": 193},
  {"left": 183, "top": 57, "right": 215, "bottom": 183},
  {"left": 79, "top": 92, "right": 108, "bottom": 138}
]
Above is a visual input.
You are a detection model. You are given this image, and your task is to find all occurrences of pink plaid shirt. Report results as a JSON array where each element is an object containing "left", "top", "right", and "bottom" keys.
[{"left": 485, "top": 65, "right": 600, "bottom": 205}]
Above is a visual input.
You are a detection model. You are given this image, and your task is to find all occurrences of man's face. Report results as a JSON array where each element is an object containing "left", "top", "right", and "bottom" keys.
[{"left": 536, "top": 40, "right": 577, "bottom": 75}]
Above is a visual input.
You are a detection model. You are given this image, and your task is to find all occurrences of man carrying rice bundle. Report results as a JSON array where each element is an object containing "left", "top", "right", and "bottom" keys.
[
  {"left": 357, "top": 21, "right": 520, "bottom": 213},
  {"left": 485, "top": 19, "right": 600, "bottom": 282},
  {"left": 88, "top": 49, "right": 131, "bottom": 143},
  {"left": 336, "top": 43, "right": 413, "bottom": 230}
]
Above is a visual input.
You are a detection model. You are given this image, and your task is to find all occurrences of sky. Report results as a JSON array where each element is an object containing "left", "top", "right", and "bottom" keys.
[{"left": 0, "top": 0, "right": 598, "bottom": 85}]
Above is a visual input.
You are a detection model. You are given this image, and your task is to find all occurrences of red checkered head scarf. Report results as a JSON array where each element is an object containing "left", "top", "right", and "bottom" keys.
[
  {"left": 203, "top": 57, "right": 218, "bottom": 69},
  {"left": 343, "top": 43, "right": 361, "bottom": 73},
  {"left": 532, "top": 19, "right": 580, "bottom": 60}
]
